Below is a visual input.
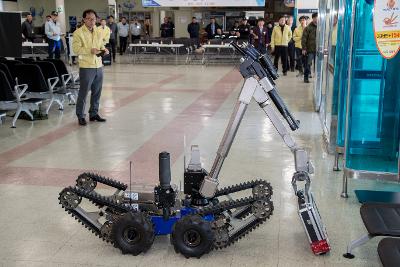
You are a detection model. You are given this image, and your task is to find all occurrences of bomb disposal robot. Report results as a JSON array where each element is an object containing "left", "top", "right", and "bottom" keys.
[{"left": 59, "top": 43, "right": 330, "bottom": 258}]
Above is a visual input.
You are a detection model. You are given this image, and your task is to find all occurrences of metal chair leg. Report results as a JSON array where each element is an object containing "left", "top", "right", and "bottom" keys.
[
  {"left": 343, "top": 234, "right": 373, "bottom": 258},
  {"left": 333, "top": 152, "right": 341, "bottom": 171},
  {"left": 341, "top": 172, "right": 349, "bottom": 198},
  {"left": 46, "top": 98, "right": 54, "bottom": 114}
]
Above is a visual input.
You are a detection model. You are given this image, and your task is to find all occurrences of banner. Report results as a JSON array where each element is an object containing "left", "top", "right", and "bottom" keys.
[
  {"left": 0, "top": 12, "right": 22, "bottom": 57},
  {"left": 142, "top": 0, "right": 265, "bottom": 7},
  {"left": 374, "top": 0, "right": 400, "bottom": 59}
]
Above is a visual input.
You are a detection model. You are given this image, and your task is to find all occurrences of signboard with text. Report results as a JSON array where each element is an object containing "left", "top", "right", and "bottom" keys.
[
  {"left": 374, "top": 0, "right": 400, "bottom": 59},
  {"left": 142, "top": 0, "right": 265, "bottom": 7}
]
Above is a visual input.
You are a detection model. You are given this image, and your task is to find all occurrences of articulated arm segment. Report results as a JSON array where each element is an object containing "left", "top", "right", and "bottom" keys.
[
  {"left": 199, "top": 77, "right": 260, "bottom": 198},
  {"left": 253, "top": 83, "right": 314, "bottom": 199}
]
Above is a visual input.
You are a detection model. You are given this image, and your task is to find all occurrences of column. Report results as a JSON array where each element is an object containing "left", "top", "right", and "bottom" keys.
[{"left": 55, "top": 0, "right": 66, "bottom": 34}]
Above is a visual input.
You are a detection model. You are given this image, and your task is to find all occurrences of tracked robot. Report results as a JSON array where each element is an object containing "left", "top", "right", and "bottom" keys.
[{"left": 59, "top": 42, "right": 330, "bottom": 258}]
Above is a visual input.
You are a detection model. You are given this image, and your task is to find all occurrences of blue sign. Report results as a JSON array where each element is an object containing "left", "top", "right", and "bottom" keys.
[{"left": 69, "top": 16, "right": 77, "bottom": 28}]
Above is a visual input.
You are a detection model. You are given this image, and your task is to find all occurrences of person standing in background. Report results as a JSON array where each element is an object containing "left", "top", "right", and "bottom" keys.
[
  {"left": 95, "top": 17, "right": 101, "bottom": 27},
  {"left": 271, "top": 15, "right": 292, "bottom": 76},
  {"left": 331, "top": 15, "right": 338, "bottom": 62},
  {"left": 287, "top": 16, "right": 296, "bottom": 72},
  {"left": 45, "top": 11, "right": 62, "bottom": 59},
  {"left": 267, "top": 21, "right": 274, "bottom": 38},
  {"left": 250, "top": 18, "right": 269, "bottom": 54},
  {"left": 144, "top": 18, "right": 152, "bottom": 38},
  {"left": 302, "top": 13, "right": 318, "bottom": 83},
  {"left": 293, "top": 16, "right": 307, "bottom": 75},
  {"left": 98, "top": 19, "right": 110, "bottom": 46},
  {"left": 238, "top": 17, "right": 251, "bottom": 41},
  {"left": 229, "top": 21, "right": 240, "bottom": 38},
  {"left": 205, "top": 17, "right": 221, "bottom": 40},
  {"left": 130, "top": 17, "right": 142, "bottom": 43},
  {"left": 22, "top": 13, "right": 35, "bottom": 42},
  {"left": 187, "top": 17, "right": 200, "bottom": 47},
  {"left": 107, "top": 15, "right": 117, "bottom": 62},
  {"left": 160, "top": 17, "right": 175, "bottom": 38},
  {"left": 73, "top": 9, "right": 108, "bottom": 126},
  {"left": 117, "top": 17, "right": 129, "bottom": 55},
  {"left": 41, "top": 15, "right": 51, "bottom": 38}
]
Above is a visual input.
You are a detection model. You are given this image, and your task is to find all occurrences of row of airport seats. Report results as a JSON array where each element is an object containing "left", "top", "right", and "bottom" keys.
[
  {"left": 0, "top": 57, "right": 79, "bottom": 128},
  {"left": 344, "top": 202, "right": 400, "bottom": 266}
]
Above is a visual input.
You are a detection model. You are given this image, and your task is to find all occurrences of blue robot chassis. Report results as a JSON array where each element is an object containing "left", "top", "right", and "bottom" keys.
[{"left": 59, "top": 43, "right": 329, "bottom": 258}]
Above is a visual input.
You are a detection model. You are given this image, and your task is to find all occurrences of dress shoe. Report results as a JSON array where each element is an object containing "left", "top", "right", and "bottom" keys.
[
  {"left": 304, "top": 79, "right": 310, "bottom": 83},
  {"left": 283, "top": 72, "right": 287, "bottom": 76},
  {"left": 89, "top": 114, "right": 106, "bottom": 122},
  {"left": 78, "top": 118, "right": 87, "bottom": 126}
]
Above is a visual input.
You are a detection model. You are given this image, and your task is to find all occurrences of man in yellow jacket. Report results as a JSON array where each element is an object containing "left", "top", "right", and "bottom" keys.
[
  {"left": 97, "top": 18, "right": 111, "bottom": 46},
  {"left": 293, "top": 16, "right": 307, "bottom": 74},
  {"left": 73, "top": 9, "right": 109, "bottom": 126},
  {"left": 271, "top": 15, "right": 292, "bottom": 75}
]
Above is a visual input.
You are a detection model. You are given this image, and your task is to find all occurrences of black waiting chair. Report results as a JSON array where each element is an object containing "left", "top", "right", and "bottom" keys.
[
  {"left": 32, "top": 61, "right": 73, "bottom": 107},
  {"left": 344, "top": 203, "right": 400, "bottom": 266},
  {"left": 15, "top": 64, "right": 63, "bottom": 114},
  {"left": 15, "top": 57, "right": 35, "bottom": 63},
  {"left": 1, "top": 60, "right": 23, "bottom": 83},
  {"left": 0, "top": 63, "right": 16, "bottom": 87},
  {"left": 41, "top": 59, "right": 79, "bottom": 104},
  {"left": 378, "top": 238, "right": 400, "bottom": 267},
  {"left": 0, "top": 70, "right": 42, "bottom": 127}
]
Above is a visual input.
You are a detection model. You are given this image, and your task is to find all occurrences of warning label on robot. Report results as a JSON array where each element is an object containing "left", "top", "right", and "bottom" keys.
[{"left": 374, "top": 0, "right": 400, "bottom": 59}]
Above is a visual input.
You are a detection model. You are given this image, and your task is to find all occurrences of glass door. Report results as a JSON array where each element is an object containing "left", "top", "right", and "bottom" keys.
[
  {"left": 313, "top": 0, "right": 328, "bottom": 112},
  {"left": 321, "top": 0, "right": 340, "bottom": 153}
]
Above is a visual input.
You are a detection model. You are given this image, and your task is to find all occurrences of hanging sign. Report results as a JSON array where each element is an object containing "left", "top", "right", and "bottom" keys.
[{"left": 374, "top": 0, "right": 400, "bottom": 59}]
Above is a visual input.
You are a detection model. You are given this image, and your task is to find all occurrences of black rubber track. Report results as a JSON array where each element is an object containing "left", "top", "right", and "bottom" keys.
[{"left": 76, "top": 172, "right": 128, "bottom": 191}]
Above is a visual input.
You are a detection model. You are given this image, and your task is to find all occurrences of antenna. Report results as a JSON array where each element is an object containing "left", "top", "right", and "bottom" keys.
[
  {"left": 183, "top": 134, "right": 186, "bottom": 173},
  {"left": 129, "top": 161, "right": 132, "bottom": 206}
]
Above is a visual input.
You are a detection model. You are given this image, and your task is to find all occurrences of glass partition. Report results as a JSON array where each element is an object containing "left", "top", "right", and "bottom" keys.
[
  {"left": 344, "top": 0, "right": 400, "bottom": 176},
  {"left": 320, "top": 0, "right": 340, "bottom": 153},
  {"left": 313, "top": 0, "right": 328, "bottom": 112},
  {"left": 335, "top": 0, "right": 354, "bottom": 150}
]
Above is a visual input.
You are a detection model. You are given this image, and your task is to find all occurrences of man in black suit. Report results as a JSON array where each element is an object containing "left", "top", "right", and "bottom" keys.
[
  {"left": 250, "top": 18, "right": 269, "bottom": 54},
  {"left": 205, "top": 17, "right": 221, "bottom": 40},
  {"left": 187, "top": 17, "right": 200, "bottom": 47},
  {"left": 238, "top": 17, "right": 251, "bottom": 41},
  {"left": 160, "top": 17, "right": 175, "bottom": 38}
]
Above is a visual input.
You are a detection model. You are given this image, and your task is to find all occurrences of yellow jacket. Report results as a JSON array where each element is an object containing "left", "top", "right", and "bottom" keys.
[
  {"left": 271, "top": 25, "right": 292, "bottom": 48},
  {"left": 293, "top": 25, "right": 305, "bottom": 49},
  {"left": 97, "top": 25, "right": 111, "bottom": 46},
  {"left": 72, "top": 25, "right": 105, "bottom": 68},
  {"left": 331, "top": 25, "right": 337, "bottom": 46}
]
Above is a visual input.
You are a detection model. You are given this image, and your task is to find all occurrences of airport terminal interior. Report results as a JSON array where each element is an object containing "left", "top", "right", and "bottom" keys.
[{"left": 0, "top": 0, "right": 399, "bottom": 267}]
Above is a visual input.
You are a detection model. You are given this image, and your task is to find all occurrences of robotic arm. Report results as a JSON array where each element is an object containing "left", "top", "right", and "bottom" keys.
[
  {"left": 200, "top": 43, "right": 314, "bottom": 199},
  {"left": 199, "top": 43, "right": 330, "bottom": 255}
]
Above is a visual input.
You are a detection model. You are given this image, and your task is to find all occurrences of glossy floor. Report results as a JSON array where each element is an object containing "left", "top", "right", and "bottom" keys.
[{"left": 0, "top": 63, "right": 387, "bottom": 267}]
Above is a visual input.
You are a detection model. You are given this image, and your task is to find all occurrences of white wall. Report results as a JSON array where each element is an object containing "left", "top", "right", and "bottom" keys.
[
  {"left": 2, "top": 1, "right": 19, "bottom": 11},
  {"left": 17, "top": 0, "right": 55, "bottom": 26},
  {"left": 174, "top": 9, "right": 192, "bottom": 38},
  {"left": 64, "top": 0, "right": 108, "bottom": 30}
]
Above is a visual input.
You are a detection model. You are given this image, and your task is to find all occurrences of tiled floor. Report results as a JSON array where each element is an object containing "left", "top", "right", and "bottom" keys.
[{"left": 0, "top": 62, "right": 388, "bottom": 267}]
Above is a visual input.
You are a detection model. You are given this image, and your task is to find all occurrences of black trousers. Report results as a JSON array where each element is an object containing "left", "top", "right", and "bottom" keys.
[
  {"left": 119, "top": 36, "right": 128, "bottom": 55},
  {"left": 304, "top": 53, "right": 315, "bottom": 80},
  {"left": 274, "top": 46, "right": 288, "bottom": 73},
  {"left": 288, "top": 41, "right": 295, "bottom": 71},
  {"left": 108, "top": 39, "right": 116, "bottom": 60},
  {"left": 295, "top": 48, "right": 305, "bottom": 73},
  {"left": 131, "top": 35, "right": 140, "bottom": 43}
]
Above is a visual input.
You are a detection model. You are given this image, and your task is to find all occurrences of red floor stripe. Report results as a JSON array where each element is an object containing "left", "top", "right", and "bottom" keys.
[
  {"left": 114, "top": 68, "right": 243, "bottom": 184},
  {"left": 0, "top": 74, "right": 183, "bottom": 169}
]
